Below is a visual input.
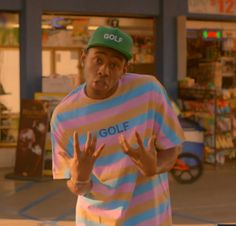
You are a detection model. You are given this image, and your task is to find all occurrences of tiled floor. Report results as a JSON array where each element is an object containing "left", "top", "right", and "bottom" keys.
[
  {"left": 0, "top": 160, "right": 236, "bottom": 226},
  {"left": 170, "top": 161, "right": 236, "bottom": 225}
]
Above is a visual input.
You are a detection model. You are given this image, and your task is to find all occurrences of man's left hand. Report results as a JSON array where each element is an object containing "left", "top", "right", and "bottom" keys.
[{"left": 119, "top": 131, "right": 158, "bottom": 177}]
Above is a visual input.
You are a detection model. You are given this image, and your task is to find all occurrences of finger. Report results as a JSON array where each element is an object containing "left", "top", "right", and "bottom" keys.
[
  {"left": 85, "top": 131, "right": 92, "bottom": 151},
  {"left": 119, "top": 135, "right": 140, "bottom": 159},
  {"left": 129, "top": 155, "right": 140, "bottom": 165},
  {"left": 147, "top": 135, "right": 157, "bottom": 153},
  {"left": 119, "top": 134, "right": 130, "bottom": 153},
  {"left": 135, "top": 131, "right": 145, "bottom": 151},
  {"left": 154, "top": 138, "right": 158, "bottom": 151},
  {"left": 73, "top": 131, "right": 80, "bottom": 158},
  {"left": 90, "top": 134, "right": 97, "bottom": 153},
  {"left": 93, "top": 143, "right": 105, "bottom": 158}
]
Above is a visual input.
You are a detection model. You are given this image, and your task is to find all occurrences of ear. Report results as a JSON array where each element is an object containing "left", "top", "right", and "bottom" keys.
[
  {"left": 123, "top": 62, "right": 129, "bottom": 74},
  {"left": 80, "top": 49, "right": 87, "bottom": 67}
]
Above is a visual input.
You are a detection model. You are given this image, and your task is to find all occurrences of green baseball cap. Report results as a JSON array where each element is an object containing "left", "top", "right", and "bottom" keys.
[{"left": 87, "top": 26, "right": 133, "bottom": 61}]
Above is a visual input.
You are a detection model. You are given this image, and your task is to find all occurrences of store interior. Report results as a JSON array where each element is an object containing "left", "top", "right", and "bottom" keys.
[{"left": 179, "top": 19, "right": 236, "bottom": 165}]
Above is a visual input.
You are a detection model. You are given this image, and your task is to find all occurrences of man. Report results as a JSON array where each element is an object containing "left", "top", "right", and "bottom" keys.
[{"left": 51, "top": 26, "right": 184, "bottom": 226}]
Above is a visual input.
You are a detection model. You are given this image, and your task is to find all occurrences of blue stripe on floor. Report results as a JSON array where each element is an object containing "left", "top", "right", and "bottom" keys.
[
  {"left": 19, "top": 188, "right": 64, "bottom": 215},
  {"left": 15, "top": 182, "right": 35, "bottom": 192},
  {"left": 51, "top": 207, "right": 75, "bottom": 222},
  {"left": 18, "top": 186, "right": 75, "bottom": 225}
]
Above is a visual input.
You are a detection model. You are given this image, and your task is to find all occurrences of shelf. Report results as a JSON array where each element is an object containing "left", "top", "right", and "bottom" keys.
[
  {"left": 0, "top": 143, "right": 17, "bottom": 148},
  {"left": 215, "top": 130, "right": 232, "bottom": 135},
  {"left": 216, "top": 112, "right": 231, "bottom": 116},
  {"left": 0, "top": 108, "right": 19, "bottom": 146},
  {"left": 0, "top": 116, "right": 11, "bottom": 119},
  {"left": 0, "top": 113, "right": 18, "bottom": 117},
  {"left": 179, "top": 86, "right": 236, "bottom": 165},
  {"left": 0, "top": 126, "right": 17, "bottom": 129},
  {"left": 179, "top": 87, "right": 217, "bottom": 100},
  {"left": 215, "top": 148, "right": 235, "bottom": 152},
  {"left": 222, "top": 73, "right": 235, "bottom": 77}
]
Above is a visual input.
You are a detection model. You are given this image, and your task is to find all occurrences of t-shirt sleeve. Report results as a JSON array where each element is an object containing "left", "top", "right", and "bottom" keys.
[
  {"left": 50, "top": 111, "right": 71, "bottom": 179},
  {"left": 153, "top": 81, "right": 185, "bottom": 150}
]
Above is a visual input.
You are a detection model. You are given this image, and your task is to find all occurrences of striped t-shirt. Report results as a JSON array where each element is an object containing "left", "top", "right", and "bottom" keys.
[{"left": 51, "top": 73, "right": 184, "bottom": 226}]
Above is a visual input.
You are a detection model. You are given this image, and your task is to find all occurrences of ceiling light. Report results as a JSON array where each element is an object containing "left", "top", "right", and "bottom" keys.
[{"left": 88, "top": 26, "right": 98, "bottom": 31}]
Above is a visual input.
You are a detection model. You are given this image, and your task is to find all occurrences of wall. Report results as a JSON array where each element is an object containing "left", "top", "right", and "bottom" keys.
[
  {"left": 42, "top": 0, "right": 159, "bottom": 15},
  {"left": 156, "top": 0, "right": 188, "bottom": 99}
]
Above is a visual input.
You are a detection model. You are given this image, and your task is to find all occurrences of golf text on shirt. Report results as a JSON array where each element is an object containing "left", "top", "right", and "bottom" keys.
[{"left": 98, "top": 121, "right": 129, "bottom": 138}]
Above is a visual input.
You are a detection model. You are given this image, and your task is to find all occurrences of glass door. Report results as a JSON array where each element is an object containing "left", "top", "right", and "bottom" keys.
[{"left": 0, "top": 12, "right": 20, "bottom": 146}]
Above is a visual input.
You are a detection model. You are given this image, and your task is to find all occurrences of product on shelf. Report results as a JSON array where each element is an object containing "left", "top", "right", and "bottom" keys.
[{"left": 178, "top": 85, "right": 236, "bottom": 164}]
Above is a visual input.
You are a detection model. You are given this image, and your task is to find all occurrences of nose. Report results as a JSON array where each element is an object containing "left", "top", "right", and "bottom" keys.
[{"left": 97, "top": 64, "right": 109, "bottom": 77}]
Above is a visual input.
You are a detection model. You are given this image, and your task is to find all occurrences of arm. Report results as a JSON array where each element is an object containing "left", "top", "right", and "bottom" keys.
[{"left": 67, "top": 178, "right": 92, "bottom": 196}]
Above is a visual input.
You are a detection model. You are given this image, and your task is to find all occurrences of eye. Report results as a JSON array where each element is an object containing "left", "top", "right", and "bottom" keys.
[
  {"left": 95, "top": 57, "right": 103, "bottom": 65},
  {"left": 109, "top": 62, "right": 120, "bottom": 70},
  {"left": 109, "top": 63, "right": 116, "bottom": 69}
]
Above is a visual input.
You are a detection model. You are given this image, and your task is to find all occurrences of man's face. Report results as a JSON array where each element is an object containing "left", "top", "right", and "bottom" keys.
[{"left": 82, "top": 47, "right": 128, "bottom": 99}]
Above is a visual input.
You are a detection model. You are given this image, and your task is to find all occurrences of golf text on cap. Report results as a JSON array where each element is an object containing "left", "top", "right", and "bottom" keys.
[{"left": 104, "top": 33, "right": 123, "bottom": 43}]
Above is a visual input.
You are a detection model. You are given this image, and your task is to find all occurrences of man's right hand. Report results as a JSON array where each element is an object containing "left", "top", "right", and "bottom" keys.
[{"left": 59, "top": 131, "right": 105, "bottom": 182}]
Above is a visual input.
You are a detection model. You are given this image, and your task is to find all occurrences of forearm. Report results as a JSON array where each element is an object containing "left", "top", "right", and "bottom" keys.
[{"left": 156, "top": 145, "right": 181, "bottom": 174}]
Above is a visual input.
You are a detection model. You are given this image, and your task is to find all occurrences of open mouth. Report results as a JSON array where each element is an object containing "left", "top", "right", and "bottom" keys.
[{"left": 93, "top": 80, "right": 108, "bottom": 89}]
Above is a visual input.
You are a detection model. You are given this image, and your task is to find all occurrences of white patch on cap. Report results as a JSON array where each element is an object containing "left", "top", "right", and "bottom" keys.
[{"left": 104, "top": 33, "right": 123, "bottom": 43}]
